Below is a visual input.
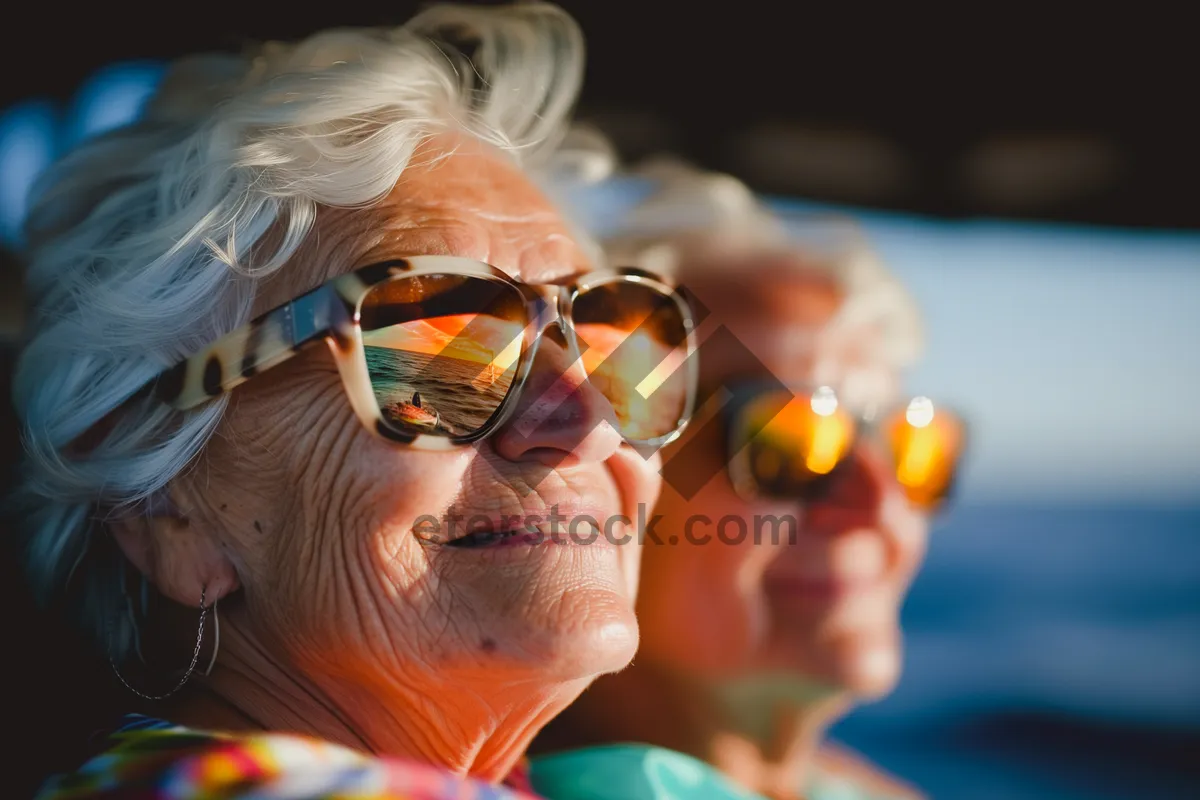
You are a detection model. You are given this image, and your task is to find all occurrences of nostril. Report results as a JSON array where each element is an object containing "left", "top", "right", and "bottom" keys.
[{"left": 543, "top": 322, "right": 570, "bottom": 349}]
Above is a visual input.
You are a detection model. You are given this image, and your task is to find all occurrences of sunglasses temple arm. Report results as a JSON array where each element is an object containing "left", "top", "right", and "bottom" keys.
[{"left": 158, "top": 287, "right": 352, "bottom": 410}]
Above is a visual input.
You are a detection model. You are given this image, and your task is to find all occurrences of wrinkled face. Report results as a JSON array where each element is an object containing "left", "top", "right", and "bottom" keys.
[
  {"left": 171, "top": 140, "right": 654, "bottom": 706},
  {"left": 638, "top": 252, "right": 929, "bottom": 701}
]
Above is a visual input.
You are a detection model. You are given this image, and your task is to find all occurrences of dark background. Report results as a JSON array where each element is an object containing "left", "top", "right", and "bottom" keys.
[{"left": 0, "top": 2, "right": 1195, "bottom": 229}]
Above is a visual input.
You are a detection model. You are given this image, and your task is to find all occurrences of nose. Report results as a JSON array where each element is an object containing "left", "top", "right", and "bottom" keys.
[
  {"left": 803, "top": 442, "right": 899, "bottom": 533},
  {"left": 490, "top": 323, "right": 626, "bottom": 468}
]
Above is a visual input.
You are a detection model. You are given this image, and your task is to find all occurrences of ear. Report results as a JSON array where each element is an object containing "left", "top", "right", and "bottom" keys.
[{"left": 109, "top": 508, "right": 240, "bottom": 609}]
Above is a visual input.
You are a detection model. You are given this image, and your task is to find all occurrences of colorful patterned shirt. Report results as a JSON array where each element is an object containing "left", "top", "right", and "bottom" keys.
[{"left": 36, "top": 715, "right": 542, "bottom": 800}]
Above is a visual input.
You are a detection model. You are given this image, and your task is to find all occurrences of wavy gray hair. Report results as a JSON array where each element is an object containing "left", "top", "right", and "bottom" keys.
[
  {"left": 600, "top": 157, "right": 925, "bottom": 382},
  {"left": 9, "top": 2, "right": 601, "bottom": 661}
]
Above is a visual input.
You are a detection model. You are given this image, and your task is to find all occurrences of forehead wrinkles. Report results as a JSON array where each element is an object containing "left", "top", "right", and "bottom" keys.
[
  {"left": 251, "top": 163, "right": 586, "bottom": 314},
  {"left": 396, "top": 168, "right": 587, "bottom": 282},
  {"left": 352, "top": 202, "right": 585, "bottom": 284},
  {"left": 391, "top": 140, "right": 587, "bottom": 278}
]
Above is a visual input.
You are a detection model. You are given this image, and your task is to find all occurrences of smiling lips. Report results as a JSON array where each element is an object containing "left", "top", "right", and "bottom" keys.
[
  {"left": 431, "top": 504, "right": 615, "bottom": 549},
  {"left": 448, "top": 530, "right": 558, "bottom": 548},
  {"left": 762, "top": 528, "right": 889, "bottom": 606},
  {"left": 763, "top": 574, "right": 876, "bottom": 604}
]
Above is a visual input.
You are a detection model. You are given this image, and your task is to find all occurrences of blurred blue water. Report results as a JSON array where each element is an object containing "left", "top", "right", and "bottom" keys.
[{"left": 831, "top": 504, "right": 1200, "bottom": 800}]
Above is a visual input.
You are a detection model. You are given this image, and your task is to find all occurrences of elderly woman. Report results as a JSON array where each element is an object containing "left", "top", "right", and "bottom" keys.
[
  {"left": 532, "top": 163, "right": 965, "bottom": 800},
  {"left": 11, "top": 6, "right": 696, "bottom": 798}
]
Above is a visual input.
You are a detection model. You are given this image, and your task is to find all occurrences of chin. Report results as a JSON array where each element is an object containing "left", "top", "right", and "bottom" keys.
[
  {"left": 541, "top": 542, "right": 642, "bottom": 679},
  {"left": 526, "top": 588, "right": 641, "bottom": 679},
  {"left": 756, "top": 623, "right": 904, "bottom": 700},
  {"left": 433, "top": 529, "right": 642, "bottom": 679},
  {"left": 828, "top": 637, "right": 903, "bottom": 700},
  {"left": 497, "top": 554, "right": 641, "bottom": 681}
]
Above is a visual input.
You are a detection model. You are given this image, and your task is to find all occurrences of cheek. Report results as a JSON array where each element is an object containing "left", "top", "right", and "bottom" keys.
[
  {"left": 294, "top": 435, "right": 472, "bottom": 588},
  {"left": 628, "top": 450, "right": 665, "bottom": 517},
  {"left": 882, "top": 494, "right": 930, "bottom": 590},
  {"left": 289, "top": 441, "right": 480, "bottom": 673},
  {"left": 641, "top": 476, "right": 787, "bottom": 674},
  {"left": 191, "top": 368, "right": 352, "bottom": 583},
  {"left": 225, "top": 367, "right": 476, "bottom": 658}
]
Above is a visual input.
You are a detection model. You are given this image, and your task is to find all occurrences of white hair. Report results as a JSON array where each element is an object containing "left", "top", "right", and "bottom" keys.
[
  {"left": 599, "top": 156, "right": 925, "bottom": 378},
  {"left": 9, "top": 2, "right": 592, "bottom": 661}
]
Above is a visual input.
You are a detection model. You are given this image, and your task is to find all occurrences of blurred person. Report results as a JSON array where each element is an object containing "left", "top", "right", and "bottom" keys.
[
  {"left": 9, "top": 6, "right": 698, "bottom": 799},
  {"left": 532, "top": 161, "right": 965, "bottom": 800}
]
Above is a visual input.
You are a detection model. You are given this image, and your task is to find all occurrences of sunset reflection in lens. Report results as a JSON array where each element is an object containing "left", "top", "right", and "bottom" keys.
[
  {"left": 361, "top": 275, "right": 526, "bottom": 437},
  {"left": 738, "top": 388, "right": 857, "bottom": 495},
  {"left": 573, "top": 281, "right": 690, "bottom": 442},
  {"left": 883, "top": 397, "right": 966, "bottom": 509}
]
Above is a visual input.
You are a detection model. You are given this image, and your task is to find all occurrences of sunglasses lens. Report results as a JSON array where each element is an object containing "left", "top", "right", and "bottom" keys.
[
  {"left": 732, "top": 388, "right": 857, "bottom": 497},
  {"left": 573, "top": 280, "right": 692, "bottom": 442},
  {"left": 360, "top": 275, "right": 526, "bottom": 438},
  {"left": 881, "top": 397, "right": 966, "bottom": 510}
]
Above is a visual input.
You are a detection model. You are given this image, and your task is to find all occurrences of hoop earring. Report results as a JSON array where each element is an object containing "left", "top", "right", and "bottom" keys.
[
  {"left": 109, "top": 587, "right": 210, "bottom": 701},
  {"left": 202, "top": 600, "right": 220, "bottom": 677}
]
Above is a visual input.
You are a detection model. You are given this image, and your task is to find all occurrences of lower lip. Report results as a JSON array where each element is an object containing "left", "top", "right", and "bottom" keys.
[
  {"left": 763, "top": 575, "right": 876, "bottom": 606},
  {"left": 448, "top": 529, "right": 614, "bottom": 550},
  {"left": 495, "top": 531, "right": 558, "bottom": 547}
]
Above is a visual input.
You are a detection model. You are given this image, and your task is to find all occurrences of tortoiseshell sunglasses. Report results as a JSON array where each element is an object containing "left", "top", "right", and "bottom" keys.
[{"left": 153, "top": 256, "right": 698, "bottom": 449}]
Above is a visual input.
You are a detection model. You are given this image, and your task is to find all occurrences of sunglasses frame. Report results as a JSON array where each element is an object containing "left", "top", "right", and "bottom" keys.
[
  {"left": 721, "top": 379, "right": 968, "bottom": 509},
  {"left": 152, "top": 255, "right": 699, "bottom": 450}
]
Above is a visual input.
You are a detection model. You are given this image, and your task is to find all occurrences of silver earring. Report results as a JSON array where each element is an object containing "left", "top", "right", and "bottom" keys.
[
  {"left": 202, "top": 600, "right": 220, "bottom": 677},
  {"left": 109, "top": 587, "right": 210, "bottom": 701}
]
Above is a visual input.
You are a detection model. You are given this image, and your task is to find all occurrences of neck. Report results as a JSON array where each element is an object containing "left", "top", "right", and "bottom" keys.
[
  {"left": 166, "top": 604, "right": 585, "bottom": 783},
  {"left": 537, "top": 663, "right": 848, "bottom": 800}
]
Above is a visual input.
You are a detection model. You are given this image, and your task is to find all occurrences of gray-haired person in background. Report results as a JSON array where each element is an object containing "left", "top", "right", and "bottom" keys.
[{"left": 534, "top": 158, "right": 967, "bottom": 800}]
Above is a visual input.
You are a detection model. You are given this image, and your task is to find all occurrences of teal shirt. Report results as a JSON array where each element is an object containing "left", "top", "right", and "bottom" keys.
[
  {"left": 806, "top": 766, "right": 911, "bottom": 800},
  {"left": 530, "top": 745, "right": 765, "bottom": 800},
  {"left": 530, "top": 744, "right": 909, "bottom": 800}
]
